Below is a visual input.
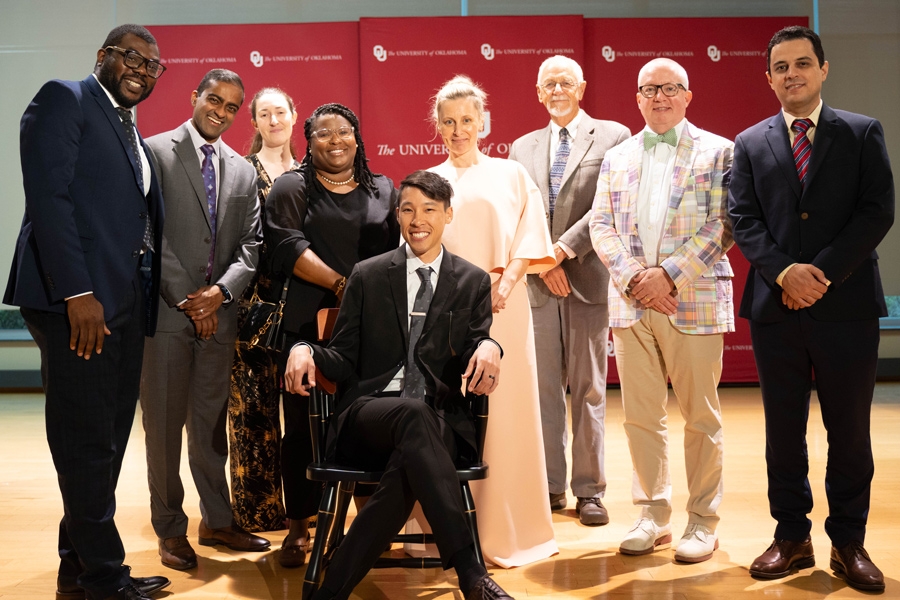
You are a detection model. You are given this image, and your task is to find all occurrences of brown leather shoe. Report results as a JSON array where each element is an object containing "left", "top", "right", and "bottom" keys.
[
  {"left": 198, "top": 520, "right": 270, "bottom": 552},
  {"left": 576, "top": 497, "right": 610, "bottom": 526},
  {"left": 830, "top": 541, "right": 885, "bottom": 592},
  {"left": 159, "top": 535, "right": 198, "bottom": 570},
  {"left": 278, "top": 533, "right": 311, "bottom": 568},
  {"left": 749, "top": 537, "right": 815, "bottom": 579}
]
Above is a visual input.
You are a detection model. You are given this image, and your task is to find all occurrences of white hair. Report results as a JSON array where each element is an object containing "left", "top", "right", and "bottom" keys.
[
  {"left": 637, "top": 57, "right": 689, "bottom": 89},
  {"left": 537, "top": 55, "right": 584, "bottom": 84}
]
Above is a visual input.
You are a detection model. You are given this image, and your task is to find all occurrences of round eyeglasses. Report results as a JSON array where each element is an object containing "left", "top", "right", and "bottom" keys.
[{"left": 638, "top": 83, "right": 686, "bottom": 98}]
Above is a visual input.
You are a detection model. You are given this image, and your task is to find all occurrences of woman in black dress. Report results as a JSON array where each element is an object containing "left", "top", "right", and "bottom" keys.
[
  {"left": 228, "top": 87, "right": 299, "bottom": 532},
  {"left": 265, "top": 103, "right": 400, "bottom": 567}
]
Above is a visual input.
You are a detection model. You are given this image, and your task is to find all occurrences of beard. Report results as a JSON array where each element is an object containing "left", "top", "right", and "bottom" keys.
[{"left": 97, "top": 61, "right": 153, "bottom": 108}]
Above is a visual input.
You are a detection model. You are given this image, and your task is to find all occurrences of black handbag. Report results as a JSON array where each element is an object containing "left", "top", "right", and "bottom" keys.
[{"left": 238, "top": 279, "right": 290, "bottom": 350}]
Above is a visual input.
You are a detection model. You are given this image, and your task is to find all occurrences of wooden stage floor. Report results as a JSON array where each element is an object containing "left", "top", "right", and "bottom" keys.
[{"left": 1, "top": 384, "right": 898, "bottom": 599}]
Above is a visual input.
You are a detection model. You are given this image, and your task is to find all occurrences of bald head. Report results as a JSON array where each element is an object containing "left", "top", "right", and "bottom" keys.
[{"left": 638, "top": 58, "right": 689, "bottom": 89}]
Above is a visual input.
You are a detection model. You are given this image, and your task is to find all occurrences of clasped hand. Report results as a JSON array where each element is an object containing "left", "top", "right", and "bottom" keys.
[
  {"left": 181, "top": 285, "right": 223, "bottom": 340},
  {"left": 630, "top": 267, "right": 678, "bottom": 315},
  {"left": 781, "top": 264, "right": 829, "bottom": 310}
]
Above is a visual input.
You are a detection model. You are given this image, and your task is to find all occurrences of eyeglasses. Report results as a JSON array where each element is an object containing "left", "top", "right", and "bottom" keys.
[
  {"left": 312, "top": 126, "right": 355, "bottom": 142},
  {"left": 638, "top": 83, "right": 686, "bottom": 98},
  {"left": 541, "top": 79, "right": 578, "bottom": 92},
  {"left": 105, "top": 46, "right": 167, "bottom": 78}
]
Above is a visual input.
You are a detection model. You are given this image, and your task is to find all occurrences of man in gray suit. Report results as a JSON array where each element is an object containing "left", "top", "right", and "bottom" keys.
[
  {"left": 509, "top": 55, "right": 629, "bottom": 526},
  {"left": 141, "top": 68, "right": 267, "bottom": 571}
]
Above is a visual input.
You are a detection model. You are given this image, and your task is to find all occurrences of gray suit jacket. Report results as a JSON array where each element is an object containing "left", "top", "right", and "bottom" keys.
[
  {"left": 510, "top": 112, "right": 629, "bottom": 307},
  {"left": 146, "top": 122, "right": 260, "bottom": 341}
]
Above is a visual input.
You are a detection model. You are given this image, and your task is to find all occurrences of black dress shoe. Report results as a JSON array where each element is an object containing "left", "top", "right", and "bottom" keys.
[
  {"left": 549, "top": 492, "right": 566, "bottom": 511},
  {"left": 93, "top": 583, "right": 152, "bottom": 600},
  {"left": 466, "top": 574, "right": 514, "bottom": 599},
  {"left": 830, "top": 541, "right": 885, "bottom": 592},
  {"left": 749, "top": 537, "right": 815, "bottom": 579},
  {"left": 57, "top": 573, "right": 170, "bottom": 599}
]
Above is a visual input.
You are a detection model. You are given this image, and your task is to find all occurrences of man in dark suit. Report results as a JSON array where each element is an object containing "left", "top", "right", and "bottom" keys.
[
  {"left": 285, "top": 171, "right": 513, "bottom": 600},
  {"left": 141, "top": 69, "right": 265, "bottom": 571},
  {"left": 728, "top": 26, "right": 894, "bottom": 592},
  {"left": 509, "top": 55, "right": 629, "bottom": 525},
  {"left": 4, "top": 24, "right": 170, "bottom": 600}
]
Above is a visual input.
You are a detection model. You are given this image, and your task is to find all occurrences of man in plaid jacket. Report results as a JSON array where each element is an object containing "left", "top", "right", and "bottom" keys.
[{"left": 590, "top": 58, "right": 734, "bottom": 564}]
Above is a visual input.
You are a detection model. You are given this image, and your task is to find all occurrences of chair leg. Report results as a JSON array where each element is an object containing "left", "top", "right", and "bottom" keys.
[
  {"left": 460, "top": 482, "right": 485, "bottom": 567},
  {"left": 303, "top": 482, "right": 340, "bottom": 600},
  {"left": 328, "top": 481, "right": 355, "bottom": 552}
]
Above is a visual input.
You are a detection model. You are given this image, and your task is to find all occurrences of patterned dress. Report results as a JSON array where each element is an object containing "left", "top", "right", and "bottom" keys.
[{"left": 227, "top": 154, "right": 297, "bottom": 532}]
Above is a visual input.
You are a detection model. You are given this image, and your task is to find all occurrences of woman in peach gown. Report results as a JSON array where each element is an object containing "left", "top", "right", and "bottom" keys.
[{"left": 428, "top": 75, "right": 558, "bottom": 567}]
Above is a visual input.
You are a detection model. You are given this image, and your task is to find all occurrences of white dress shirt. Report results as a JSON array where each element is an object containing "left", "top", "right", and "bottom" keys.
[{"left": 637, "top": 118, "right": 686, "bottom": 267}]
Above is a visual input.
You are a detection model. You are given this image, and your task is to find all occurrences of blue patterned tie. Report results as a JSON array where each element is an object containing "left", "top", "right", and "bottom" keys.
[
  {"left": 116, "top": 107, "right": 153, "bottom": 252},
  {"left": 548, "top": 127, "right": 570, "bottom": 219},
  {"left": 404, "top": 267, "right": 434, "bottom": 400},
  {"left": 201, "top": 144, "right": 217, "bottom": 282}
]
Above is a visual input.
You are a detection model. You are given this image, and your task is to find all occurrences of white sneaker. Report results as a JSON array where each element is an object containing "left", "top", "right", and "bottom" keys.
[
  {"left": 619, "top": 518, "right": 672, "bottom": 555},
  {"left": 674, "top": 523, "right": 718, "bottom": 563}
]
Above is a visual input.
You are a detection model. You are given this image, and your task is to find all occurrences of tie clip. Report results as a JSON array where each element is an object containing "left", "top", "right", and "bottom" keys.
[{"left": 410, "top": 312, "right": 427, "bottom": 317}]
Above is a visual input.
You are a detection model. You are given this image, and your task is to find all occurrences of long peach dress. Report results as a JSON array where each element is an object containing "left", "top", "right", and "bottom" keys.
[{"left": 429, "top": 156, "right": 557, "bottom": 567}]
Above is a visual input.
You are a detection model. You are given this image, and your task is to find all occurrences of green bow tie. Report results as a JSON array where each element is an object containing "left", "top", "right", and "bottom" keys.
[{"left": 643, "top": 129, "right": 678, "bottom": 151}]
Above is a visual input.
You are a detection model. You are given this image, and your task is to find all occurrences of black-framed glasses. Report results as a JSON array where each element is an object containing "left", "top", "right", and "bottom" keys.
[
  {"left": 105, "top": 46, "right": 167, "bottom": 79},
  {"left": 541, "top": 79, "right": 578, "bottom": 92},
  {"left": 638, "top": 83, "right": 686, "bottom": 98},
  {"left": 312, "top": 126, "right": 355, "bottom": 142}
]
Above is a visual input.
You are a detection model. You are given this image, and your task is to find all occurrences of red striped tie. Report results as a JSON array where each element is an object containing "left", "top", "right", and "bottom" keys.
[{"left": 791, "top": 118, "right": 814, "bottom": 189}]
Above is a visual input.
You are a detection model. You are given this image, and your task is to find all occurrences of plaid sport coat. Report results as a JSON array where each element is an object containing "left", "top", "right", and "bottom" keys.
[{"left": 589, "top": 120, "right": 735, "bottom": 334}]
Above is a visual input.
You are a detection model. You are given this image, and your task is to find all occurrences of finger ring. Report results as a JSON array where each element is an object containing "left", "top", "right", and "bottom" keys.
[
  {"left": 488, "top": 375, "right": 495, "bottom": 380},
  {"left": 200, "top": 308, "right": 204, "bottom": 314}
]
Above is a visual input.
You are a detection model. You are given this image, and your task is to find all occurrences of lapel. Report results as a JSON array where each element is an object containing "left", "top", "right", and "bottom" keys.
[
  {"left": 172, "top": 124, "right": 212, "bottom": 230},
  {"left": 216, "top": 142, "right": 238, "bottom": 227},
  {"left": 388, "top": 247, "right": 410, "bottom": 349},
  {"left": 662, "top": 121, "right": 697, "bottom": 233},
  {"left": 530, "top": 126, "right": 552, "bottom": 209},
  {"left": 422, "top": 248, "right": 457, "bottom": 338},
  {"left": 764, "top": 112, "right": 802, "bottom": 199},
  {"left": 625, "top": 135, "right": 644, "bottom": 233},
  {"left": 560, "top": 117, "right": 592, "bottom": 191},
  {"left": 84, "top": 76, "right": 143, "bottom": 192},
  {"left": 803, "top": 104, "right": 838, "bottom": 198}
]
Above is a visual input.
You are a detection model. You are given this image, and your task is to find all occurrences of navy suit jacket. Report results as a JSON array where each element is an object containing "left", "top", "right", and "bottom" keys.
[
  {"left": 310, "top": 246, "right": 494, "bottom": 459},
  {"left": 5, "top": 75, "right": 164, "bottom": 333},
  {"left": 728, "top": 104, "right": 894, "bottom": 323}
]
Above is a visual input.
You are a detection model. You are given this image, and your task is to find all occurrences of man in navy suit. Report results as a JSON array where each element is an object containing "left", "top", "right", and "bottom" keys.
[
  {"left": 285, "top": 171, "right": 512, "bottom": 600},
  {"left": 4, "top": 24, "right": 170, "bottom": 600},
  {"left": 728, "top": 26, "right": 894, "bottom": 592}
]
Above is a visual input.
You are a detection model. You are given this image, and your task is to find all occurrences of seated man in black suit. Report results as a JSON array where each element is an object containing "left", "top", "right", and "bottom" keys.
[{"left": 285, "top": 170, "right": 514, "bottom": 600}]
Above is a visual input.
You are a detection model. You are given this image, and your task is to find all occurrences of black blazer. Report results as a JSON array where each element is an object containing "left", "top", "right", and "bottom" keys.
[
  {"left": 728, "top": 104, "right": 894, "bottom": 323},
  {"left": 5, "top": 75, "right": 164, "bottom": 333},
  {"left": 310, "top": 245, "right": 494, "bottom": 457}
]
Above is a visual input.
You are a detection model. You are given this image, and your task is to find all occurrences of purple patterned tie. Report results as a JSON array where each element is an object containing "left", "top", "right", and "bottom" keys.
[
  {"left": 548, "top": 127, "right": 570, "bottom": 219},
  {"left": 791, "top": 119, "right": 814, "bottom": 189},
  {"left": 201, "top": 144, "right": 217, "bottom": 282}
]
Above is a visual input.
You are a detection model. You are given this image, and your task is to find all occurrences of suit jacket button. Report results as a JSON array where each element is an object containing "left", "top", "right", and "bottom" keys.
[
  {"left": 800, "top": 212, "right": 809, "bottom": 220},
  {"left": 140, "top": 212, "right": 148, "bottom": 219},
  {"left": 132, "top": 250, "right": 140, "bottom": 257},
  {"left": 198, "top": 266, "right": 206, "bottom": 273},
  {"left": 204, "top": 236, "right": 211, "bottom": 244}
]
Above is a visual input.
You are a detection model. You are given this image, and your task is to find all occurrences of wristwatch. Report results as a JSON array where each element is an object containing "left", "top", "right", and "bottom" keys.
[{"left": 217, "top": 283, "right": 233, "bottom": 304}]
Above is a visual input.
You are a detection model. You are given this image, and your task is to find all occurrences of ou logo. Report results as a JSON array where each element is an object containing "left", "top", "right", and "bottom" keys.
[
  {"left": 250, "top": 51, "right": 264, "bottom": 68},
  {"left": 373, "top": 45, "right": 388, "bottom": 62},
  {"left": 481, "top": 43, "right": 495, "bottom": 61},
  {"left": 707, "top": 45, "right": 722, "bottom": 62},
  {"left": 601, "top": 46, "right": 615, "bottom": 62}
]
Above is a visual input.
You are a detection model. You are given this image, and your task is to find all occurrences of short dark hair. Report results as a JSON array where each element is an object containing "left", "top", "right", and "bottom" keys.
[
  {"left": 102, "top": 24, "right": 157, "bottom": 48},
  {"left": 196, "top": 69, "right": 245, "bottom": 102},
  {"left": 399, "top": 171, "right": 454, "bottom": 209},
  {"left": 767, "top": 26, "right": 825, "bottom": 73}
]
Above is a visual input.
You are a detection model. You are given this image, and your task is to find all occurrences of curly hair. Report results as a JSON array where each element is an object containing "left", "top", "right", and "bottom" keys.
[{"left": 299, "top": 103, "right": 379, "bottom": 196}]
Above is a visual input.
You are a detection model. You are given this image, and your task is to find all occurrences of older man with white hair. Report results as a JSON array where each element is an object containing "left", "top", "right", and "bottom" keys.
[
  {"left": 590, "top": 58, "right": 734, "bottom": 562},
  {"left": 509, "top": 55, "right": 629, "bottom": 526}
]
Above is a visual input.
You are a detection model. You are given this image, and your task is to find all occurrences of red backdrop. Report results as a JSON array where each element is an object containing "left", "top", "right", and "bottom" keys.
[{"left": 141, "top": 16, "right": 807, "bottom": 383}]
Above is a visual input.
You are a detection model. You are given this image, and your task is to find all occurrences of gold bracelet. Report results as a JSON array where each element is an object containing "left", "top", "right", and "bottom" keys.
[{"left": 332, "top": 276, "right": 347, "bottom": 296}]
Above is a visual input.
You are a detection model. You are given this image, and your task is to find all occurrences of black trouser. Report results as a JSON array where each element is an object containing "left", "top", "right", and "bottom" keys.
[
  {"left": 23, "top": 277, "right": 145, "bottom": 599},
  {"left": 318, "top": 396, "right": 474, "bottom": 600}
]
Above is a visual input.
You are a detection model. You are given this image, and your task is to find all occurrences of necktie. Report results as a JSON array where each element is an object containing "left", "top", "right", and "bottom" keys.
[
  {"left": 201, "top": 144, "right": 217, "bottom": 282},
  {"left": 548, "top": 127, "right": 570, "bottom": 218},
  {"left": 791, "top": 118, "right": 814, "bottom": 189},
  {"left": 404, "top": 266, "right": 434, "bottom": 400},
  {"left": 643, "top": 128, "right": 678, "bottom": 151},
  {"left": 117, "top": 107, "right": 154, "bottom": 252}
]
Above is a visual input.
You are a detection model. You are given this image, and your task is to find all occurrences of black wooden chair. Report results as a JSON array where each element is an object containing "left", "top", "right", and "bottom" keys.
[{"left": 301, "top": 309, "right": 489, "bottom": 600}]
